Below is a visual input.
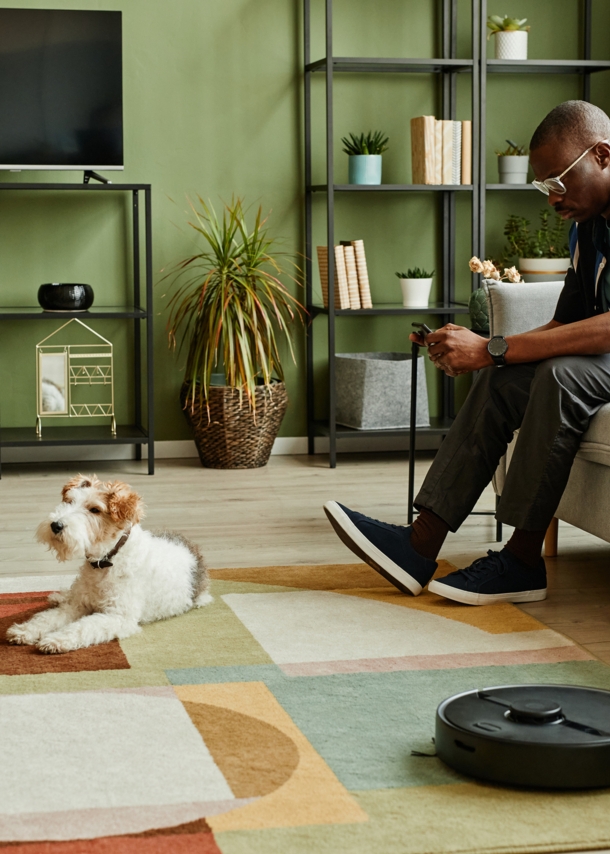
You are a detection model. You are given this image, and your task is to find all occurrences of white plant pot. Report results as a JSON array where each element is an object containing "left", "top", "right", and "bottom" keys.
[
  {"left": 498, "top": 154, "right": 529, "bottom": 184},
  {"left": 518, "top": 257, "right": 571, "bottom": 282},
  {"left": 399, "top": 277, "right": 433, "bottom": 308},
  {"left": 494, "top": 30, "right": 528, "bottom": 60},
  {"left": 518, "top": 257, "right": 571, "bottom": 274}
]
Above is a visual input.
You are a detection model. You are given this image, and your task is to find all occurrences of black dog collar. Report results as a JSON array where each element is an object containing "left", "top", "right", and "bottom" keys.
[{"left": 88, "top": 529, "right": 131, "bottom": 569}]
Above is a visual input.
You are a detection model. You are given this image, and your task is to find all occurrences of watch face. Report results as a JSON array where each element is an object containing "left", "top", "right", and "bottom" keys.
[{"left": 488, "top": 337, "right": 508, "bottom": 357}]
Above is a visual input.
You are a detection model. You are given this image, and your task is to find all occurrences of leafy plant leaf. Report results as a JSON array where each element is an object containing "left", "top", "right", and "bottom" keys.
[{"left": 160, "top": 198, "right": 305, "bottom": 416}]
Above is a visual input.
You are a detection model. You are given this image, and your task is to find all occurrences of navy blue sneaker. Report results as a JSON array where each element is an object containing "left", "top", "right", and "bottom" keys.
[
  {"left": 428, "top": 548, "right": 547, "bottom": 605},
  {"left": 323, "top": 501, "right": 437, "bottom": 595}
]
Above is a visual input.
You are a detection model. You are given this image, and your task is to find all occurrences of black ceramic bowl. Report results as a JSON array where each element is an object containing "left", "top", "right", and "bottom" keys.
[{"left": 37, "top": 283, "right": 94, "bottom": 312}]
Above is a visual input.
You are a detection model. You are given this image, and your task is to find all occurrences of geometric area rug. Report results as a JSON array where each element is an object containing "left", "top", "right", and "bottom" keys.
[{"left": 2, "top": 562, "right": 610, "bottom": 854}]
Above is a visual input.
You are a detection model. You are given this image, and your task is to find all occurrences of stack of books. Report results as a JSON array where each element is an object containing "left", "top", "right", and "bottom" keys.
[
  {"left": 316, "top": 240, "right": 373, "bottom": 310},
  {"left": 410, "top": 116, "right": 472, "bottom": 185}
]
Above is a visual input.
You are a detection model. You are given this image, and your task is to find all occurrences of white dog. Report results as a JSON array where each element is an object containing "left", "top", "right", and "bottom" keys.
[{"left": 7, "top": 474, "right": 212, "bottom": 654}]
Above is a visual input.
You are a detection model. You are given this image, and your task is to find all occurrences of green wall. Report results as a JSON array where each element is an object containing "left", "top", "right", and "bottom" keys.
[{"left": 1, "top": 0, "right": 610, "bottom": 440}]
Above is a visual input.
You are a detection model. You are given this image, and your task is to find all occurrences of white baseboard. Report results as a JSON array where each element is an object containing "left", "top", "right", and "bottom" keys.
[{"left": 0, "top": 433, "right": 441, "bottom": 465}]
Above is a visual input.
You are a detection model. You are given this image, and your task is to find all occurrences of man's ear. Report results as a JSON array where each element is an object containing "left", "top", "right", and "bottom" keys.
[
  {"left": 105, "top": 482, "right": 144, "bottom": 525},
  {"left": 61, "top": 474, "right": 95, "bottom": 503},
  {"left": 595, "top": 141, "right": 610, "bottom": 170}
]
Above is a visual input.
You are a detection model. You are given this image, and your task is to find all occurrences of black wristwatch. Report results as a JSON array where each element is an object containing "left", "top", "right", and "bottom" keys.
[{"left": 487, "top": 335, "right": 508, "bottom": 367}]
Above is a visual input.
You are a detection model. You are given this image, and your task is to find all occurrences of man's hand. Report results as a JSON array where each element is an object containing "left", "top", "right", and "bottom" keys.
[{"left": 408, "top": 324, "right": 493, "bottom": 375}]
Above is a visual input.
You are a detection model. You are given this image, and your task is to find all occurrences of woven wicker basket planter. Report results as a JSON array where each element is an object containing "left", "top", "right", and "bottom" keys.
[{"left": 181, "top": 381, "right": 288, "bottom": 469}]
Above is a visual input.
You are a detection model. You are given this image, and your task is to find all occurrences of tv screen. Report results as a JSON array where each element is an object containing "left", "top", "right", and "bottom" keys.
[{"left": 0, "top": 9, "right": 123, "bottom": 171}]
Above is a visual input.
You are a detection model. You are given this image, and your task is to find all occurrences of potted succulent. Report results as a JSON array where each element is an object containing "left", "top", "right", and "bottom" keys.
[
  {"left": 395, "top": 267, "right": 434, "bottom": 308},
  {"left": 502, "top": 210, "right": 571, "bottom": 281},
  {"left": 162, "top": 198, "right": 304, "bottom": 469},
  {"left": 468, "top": 257, "right": 522, "bottom": 332},
  {"left": 341, "top": 131, "right": 389, "bottom": 185},
  {"left": 496, "top": 139, "right": 529, "bottom": 184},
  {"left": 487, "top": 15, "right": 530, "bottom": 60}
]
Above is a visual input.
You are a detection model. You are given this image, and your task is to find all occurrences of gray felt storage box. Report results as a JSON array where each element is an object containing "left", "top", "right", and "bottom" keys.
[{"left": 335, "top": 352, "right": 430, "bottom": 430}]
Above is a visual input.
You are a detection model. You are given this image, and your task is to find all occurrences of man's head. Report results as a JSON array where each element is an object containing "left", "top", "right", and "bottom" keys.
[{"left": 529, "top": 100, "right": 610, "bottom": 223}]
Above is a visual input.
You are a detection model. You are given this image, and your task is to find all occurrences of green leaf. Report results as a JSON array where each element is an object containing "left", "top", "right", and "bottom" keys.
[{"left": 160, "top": 197, "right": 305, "bottom": 412}]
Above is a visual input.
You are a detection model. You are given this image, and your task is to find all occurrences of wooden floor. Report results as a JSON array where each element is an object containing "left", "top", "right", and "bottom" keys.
[{"left": 2, "top": 452, "right": 610, "bottom": 663}]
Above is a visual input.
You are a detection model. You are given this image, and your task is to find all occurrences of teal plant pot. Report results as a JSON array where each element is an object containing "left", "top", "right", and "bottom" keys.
[
  {"left": 348, "top": 155, "right": 382, "bottom": 185},
  {"left": 468, "top": 287, "right": 489, "bottom": 333}
]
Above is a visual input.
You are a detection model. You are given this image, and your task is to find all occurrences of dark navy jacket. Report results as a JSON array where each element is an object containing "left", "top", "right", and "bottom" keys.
[{"left": 554, "top": 218, "right": 607, "bottom": 323}]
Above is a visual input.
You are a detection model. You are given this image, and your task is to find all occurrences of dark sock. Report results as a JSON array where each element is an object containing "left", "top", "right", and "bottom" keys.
[
  {"left": 410, "top": 508, "right": 450, "bottom": 561},
  {"left": 505, "top": 528, "right": 546, "bottom": 569}
]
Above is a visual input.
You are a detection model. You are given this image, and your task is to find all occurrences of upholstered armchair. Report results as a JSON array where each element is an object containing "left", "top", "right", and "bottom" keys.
[{"left": 486, "top": 279, "right": 610, "bottom": 555}]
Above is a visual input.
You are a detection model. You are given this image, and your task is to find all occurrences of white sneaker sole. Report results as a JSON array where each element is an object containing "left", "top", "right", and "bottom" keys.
[
  {"left": 428, "top": 579, "right": 547, "bottom": 605},
  {"left": 323, "top": 500, "right": 423, "bottom": 596}
]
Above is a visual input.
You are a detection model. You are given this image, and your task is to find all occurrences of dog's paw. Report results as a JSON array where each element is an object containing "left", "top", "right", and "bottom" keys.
[
  {"left": 195, "top": 592, "right": 213, "bottom": 607},
  {"left": 36, "top": 633, "right": 78, "bottom": 654},
  {"left": 48, "top": 591, "right": 67, "bottom": 605},
  {"left": 6, "top": 623, "right": 41, "bottom": 645}
]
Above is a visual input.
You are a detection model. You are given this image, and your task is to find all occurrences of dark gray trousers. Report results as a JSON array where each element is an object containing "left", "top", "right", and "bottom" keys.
[{"left": 415, "top": 355, "right": 610, "bottom": 532}]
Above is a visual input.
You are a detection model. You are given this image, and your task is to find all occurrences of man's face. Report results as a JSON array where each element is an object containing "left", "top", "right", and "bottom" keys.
[{"left": 529, "top": 141, "right": 610, "bottom": 223}]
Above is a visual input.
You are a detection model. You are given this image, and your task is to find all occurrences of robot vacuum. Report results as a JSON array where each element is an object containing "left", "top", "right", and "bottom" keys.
[{"left": 436, "top": 685, "right": 610, "bottom": 789}]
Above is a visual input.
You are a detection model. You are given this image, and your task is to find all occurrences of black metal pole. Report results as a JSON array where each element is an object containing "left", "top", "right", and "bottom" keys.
[
  {"left": 325, "top": 0, "right": 337, "bottom": 468},
  {"left": 408, "top": 342, "right": 419, "bottom": 524},
  {"left": 583, "top": 0, "right": 592, "bottom": 101},
  {"left": 133, "top": 190, "right": 142, "bottom": 461},
  {"left": 304, "top": 0, "right": 315, "bottom": 455},
  {"left": 144, "top": 187, "right": 154, "bottom": 475},
  {"left": 471, "top": 0, "right": 480, "bottom": 271},
  {"left": 478, "top": 0, "right": 487, "bottom": 260}
]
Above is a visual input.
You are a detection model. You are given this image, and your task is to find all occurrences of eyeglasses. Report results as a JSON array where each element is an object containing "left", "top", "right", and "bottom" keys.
[{"left": 532, "top": 140, "right": 608, "bottom": 195}]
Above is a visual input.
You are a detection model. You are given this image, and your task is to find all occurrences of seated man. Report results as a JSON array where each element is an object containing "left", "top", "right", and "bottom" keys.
[{"left": 325, "top": 100, "right": 610, "bottom": 606}]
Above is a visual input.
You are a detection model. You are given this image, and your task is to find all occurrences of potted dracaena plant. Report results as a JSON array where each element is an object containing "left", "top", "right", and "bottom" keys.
[
  {"left": 502, "top": 209, "right": 571, "bottom": 280},
  {"left": 162, "top": 197, "right": 304, "bottom": 469},
  {"left": 487, "top": 15, "right": 530, "bottom": 60},
  {"left": 395, "top": 267, "right": 435, "bottom": 308},
  {"left": 496, "top": 139, "right": 529, "bottom": 184},
  {"left": 341, "top": 131, "right": 389, "bottom": 185}
]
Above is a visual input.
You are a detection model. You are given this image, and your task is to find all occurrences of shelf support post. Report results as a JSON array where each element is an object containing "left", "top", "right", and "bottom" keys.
[
  {"left": 325, "top": 0, "right": 337, "bottom": 468},
  {"left": 477, "top": 0, "right": 486, "bottom": 261},
  {"left": 304, "top": 0, "right": 315, "bottom": 456},
  {"left": 144, "top": 186, "right": 155, "bottom": 475},
  {"left": 133, "top": 189, "right": 142, "bottom": 461},
  {"left": 583, "top": 0, "right": 592, "bottom": 101}
]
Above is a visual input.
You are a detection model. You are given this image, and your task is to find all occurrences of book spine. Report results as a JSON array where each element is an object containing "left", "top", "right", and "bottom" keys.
[
  {"left": 341, "top": 242, "right": 361, "bottom": 309},
  {"left": 351, "top": 239, "right": 373, "bottom": 308},
  {"left": 434, "top": 120, "right": 443, "bottom": 185},
  {"left": 334, "top": 245, "right": 351, "bottom": 309},
  {"left": 451, "top": 121, "right": 462, "bottom": 185},
  {"left": 461, "top": 120, "right": 472, "bottom": 185},
  {"left": 410, "top": 116, "right": 425, "bottom": 185},
  {"left": 441, "top": 120, "right": 453, "bottom": 185},
  {"left": 410, "top": 116, "right": 436, "bottom": 185},
  {"left": 316, "top": 245, "right": 329, "bottom": 308},
  {"left": 424, "top": 115, "right": 436, "bottom": 184}
]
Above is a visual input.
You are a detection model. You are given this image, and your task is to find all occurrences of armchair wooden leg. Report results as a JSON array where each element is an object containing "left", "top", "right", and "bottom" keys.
[{"left": 544, "top": 517, "right": 558, "bottom": 558}]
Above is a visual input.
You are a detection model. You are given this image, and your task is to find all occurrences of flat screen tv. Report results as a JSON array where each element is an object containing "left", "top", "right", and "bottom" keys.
[{"left": 0, "top": 9, "right": 123, "bottom": 172}]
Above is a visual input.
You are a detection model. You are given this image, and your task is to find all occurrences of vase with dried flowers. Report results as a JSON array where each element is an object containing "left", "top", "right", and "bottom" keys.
[{"left": 468, "top": 256, "right": 523, "bottom": 332}]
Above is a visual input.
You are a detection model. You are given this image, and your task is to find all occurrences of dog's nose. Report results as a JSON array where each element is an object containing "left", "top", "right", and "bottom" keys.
[{"left": 50, "top": 520, "right": 64, "bottom": 535}]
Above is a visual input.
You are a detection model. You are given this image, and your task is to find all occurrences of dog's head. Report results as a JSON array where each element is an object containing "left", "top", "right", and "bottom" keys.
[{"left": 37, "top": 474, "right": 145, "bottom": 561}]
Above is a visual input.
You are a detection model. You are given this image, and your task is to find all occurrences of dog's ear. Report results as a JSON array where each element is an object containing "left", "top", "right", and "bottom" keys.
[
  {"left": 61, "top": 474, "right": 95, "bottom": 503},
  {"left": 105, "top": 482, "right": 144, "bottom": 525}
]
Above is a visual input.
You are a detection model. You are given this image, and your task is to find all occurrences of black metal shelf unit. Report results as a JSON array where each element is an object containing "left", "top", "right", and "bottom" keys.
[
  {"left": 0, "top": 182, "right": 154, "bottom": 476},
  {"left": 304, "top": 0, "right": 480, "bottom": 467},
  {"left": 476, "top": 0, "right": 604, "bottom": 257}
]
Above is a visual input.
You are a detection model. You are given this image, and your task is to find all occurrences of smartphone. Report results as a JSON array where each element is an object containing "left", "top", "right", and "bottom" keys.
[{"left": 411, "top": 322, "right": 433, "bottom": 338}]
